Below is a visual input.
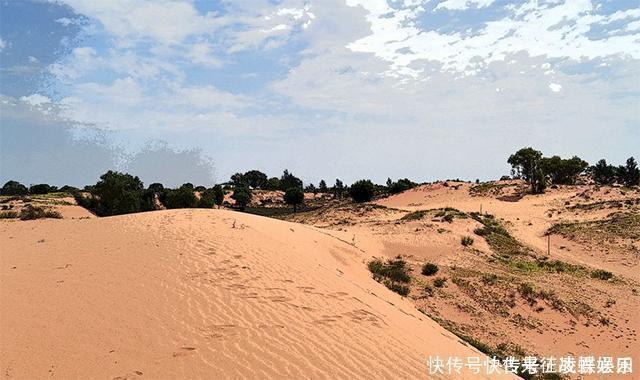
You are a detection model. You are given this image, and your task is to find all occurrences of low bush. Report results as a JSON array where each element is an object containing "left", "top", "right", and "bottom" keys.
[
  {"left": 433, "top": 277, "right": 447, "bottom": 288},
  {"left": 19, "top": 205, "right": 62, "bottom": 220},
  {"left": 591, "top": 269, "right": 613, "bottom": 281},
  {"left": 461, "top": 236, "right": 474, "bottom": 246},
  {"left": 421, "top": 262, "right": 439, "bottom": 276},
  {"left": 0, "top": 211, "right": 18, "bottom": 219},
  {"left": 368, "top": 256, "right": 411, "bottom": 296}
]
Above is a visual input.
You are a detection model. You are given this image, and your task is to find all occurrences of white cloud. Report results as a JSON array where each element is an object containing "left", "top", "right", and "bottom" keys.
[
  {"left": 0, "top": 37, "right": 7, "bottom": 51},
  {"left": 20, "top": 94, "right": 52, "bottom": 107},
  {"left": 435, "top": 0, "right": 496, "bottom": 11},
  {"left": 548, "top": 83, "right": 562, "bottom": 92},
  {"left": 346, "top": 0, "right": 640, "bottom": 77}
]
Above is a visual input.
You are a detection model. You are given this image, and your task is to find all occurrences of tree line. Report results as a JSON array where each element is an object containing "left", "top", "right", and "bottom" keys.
[{"left": 508, "top": 147, "right": 639, "bottom": 194}]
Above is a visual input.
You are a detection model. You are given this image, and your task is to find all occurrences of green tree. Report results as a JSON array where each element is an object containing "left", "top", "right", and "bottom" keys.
[
  {"left": 85, "top": 171, "right": 144, "bottom": 216},
  {"left": 230, "top": 173, "right": 247, "bottom": 187},
  {"left": 508, "top": 147, "right": 546, "bottom": 193},
  {"left": 263, "top": 177, "right": 281, "bottom": 191},
  {"left": 540, "top": 155, "right": 588, "bottom": 185},
  {"left": 305, "top": 183, "right": 317, "bottom": 195},
  {"left": 318, "top": 179, "right": 328, "bottom": 193},
  {"left": 387, "top": 178, "right": 416, "bottom": 194},
  {"left": 243, "top": 170, "right": 268, "bottom": 189},
  {"left": 212, "top": 185, "right": 225, "bottom": 207},
  {"left": 164, "top": 185, "right": 198, "bottom": 209},
  {"left": 284, "top": 187, "right": 304, "bottom": 212},
  {"left": 349, "top": 179, "right": 375, "bottom": 203},
  {"left": 29, "top": 184, "right": 55, "bottom": 194},
  {"left": 231, "top": 187, "right": 252, "bottom": 210},
  {"left": 280, "top": 169, "right": 303, "bottom": 190},
  {"left": 620, "top": 157, "right": 640, "bottom": 187},
  {"left": 333, "top": 178, "right": 345, "bottom": 198},
  {"left": 147, "top": 183, "right": 165, "bottom": 193},
  {"left": 1, "top": 180, "right": 28, "bottom": 195},
  {"left": 198, "top": 188, "right": 217, "bottom": 208},
  {"left": 591, "top": 159, "right": 617, "bottom": 185}
]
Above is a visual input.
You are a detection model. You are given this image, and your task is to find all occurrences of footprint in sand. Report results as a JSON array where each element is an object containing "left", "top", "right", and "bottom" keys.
[{"left": 172, "top": 347, "right": 197, "bottom": 357}]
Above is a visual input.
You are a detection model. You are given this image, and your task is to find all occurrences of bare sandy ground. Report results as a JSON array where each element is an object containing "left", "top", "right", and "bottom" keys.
[{"left": 0, "top": 209, "right": 515, "bottom": 379}]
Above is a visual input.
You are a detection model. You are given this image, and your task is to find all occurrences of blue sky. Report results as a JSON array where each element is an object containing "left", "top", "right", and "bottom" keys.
[{"left": 1, "top": 0, "right": 638, "bottom": 187}]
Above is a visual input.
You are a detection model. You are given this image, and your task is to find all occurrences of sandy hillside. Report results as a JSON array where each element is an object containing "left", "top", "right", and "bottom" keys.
[
  {"left": 286, "top": 182, "right": 639, "bottom": 368},
  {"left": 0, "top": 209, "right": 514, "bottom": 379}
]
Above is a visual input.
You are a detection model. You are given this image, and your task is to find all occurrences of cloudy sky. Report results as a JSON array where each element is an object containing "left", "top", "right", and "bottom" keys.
[{"left": 1, "top": 0, "right": 638, "bottom": 187}]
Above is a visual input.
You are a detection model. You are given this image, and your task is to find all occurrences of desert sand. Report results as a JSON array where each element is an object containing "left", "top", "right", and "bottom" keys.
[{"left": 0, "top": 209, "right": 515, "bottom": 379}]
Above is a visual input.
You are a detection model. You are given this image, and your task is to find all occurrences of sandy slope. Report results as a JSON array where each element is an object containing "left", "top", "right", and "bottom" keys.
[{"left": 0, "top": 209, "right": 513, "bottom": 379}]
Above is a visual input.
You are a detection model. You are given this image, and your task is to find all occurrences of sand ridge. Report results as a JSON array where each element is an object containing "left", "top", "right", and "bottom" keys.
[{"left": 0, "top": 209, "right": 515, "bottom": 379}]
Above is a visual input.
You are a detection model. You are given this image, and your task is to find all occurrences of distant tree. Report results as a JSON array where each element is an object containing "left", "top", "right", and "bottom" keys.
[
  {"left": 29, "top": 184, "right": 54, "bottom": 194},
  {"left": 81, "top": 171, "right": 144, "bottom": 216},
  {"left": 231, "top": 187, "right": 252, "bottom": 211},
  {"left": 230, "top": 173, "right": 246, "bottom": 187},
  {"left": 1, "top": 180, "right": 28, "bottom": 196},
  {"left": 197, "top": 188, "right": 216, "bottom": 208},
  {"left": 279, "top": 169, "right": 303, "bottom": 191},
  {"left": 284, "top": 187, "right": 304, "bottom": 212},
  {"left": 140, "top": 189, "right": 157, "bottom": 212},
  {"left": 508, "top": 147, "right": 546, "bottom": 193},
  {"left": 58, "top": 185, "right": 79, "bottom": 193},
  {"left": 263, "top": 177, "right": 281, "bottom": 191},
  {"left": 387, "top": 178, "right": 416, "bottom": 194},
  {"left": 540, "top": 155, "right": 588, "bottom": 185},
  {"left": 212, "top": 185, "right": 225, "bottom": 207},
  {"left": 147, "top": 183, "right": 165, "bottom": 193},
  {"left": 591, "top": 159, "right": 617, "bottom": 185},
  {"left": 181, "top": 183, "right": 194, "bottom": 191},
  {"left": 350, "top": 179, "right": 375, "bottom": 203},
  {"left": 318, "top": 179, "right": 328, "bottom": 193},
  {"left": 619, "top": 157, "right": 640, "bottom": 187},
  {"left": 333, "top": 178, "right": 345, "bottom": 198},
  {"left": 243, "top": 170, "right": 268, "bottom": 189},
  {"left": 194, "top": 185, "right": 206, "bottom": 192},
  {"left": 164, "top": 185, "right": 198, "bottom": 209},
  {"left": 305, "top": 183, "right": 317, "bottom": 195}
]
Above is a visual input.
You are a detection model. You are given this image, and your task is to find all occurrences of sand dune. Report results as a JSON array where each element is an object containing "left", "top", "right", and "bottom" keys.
[{"left": 0, "top": 209, "right": 514, "bottom": 379}]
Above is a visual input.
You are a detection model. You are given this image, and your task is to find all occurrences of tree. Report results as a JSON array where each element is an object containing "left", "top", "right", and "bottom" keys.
[
  {"left": 164, "top": 185, "right": 197, "bottom": 209},
  {"left": 1, "top": 180, "right": 28, "bottom": 195},
  {"left": 591, "top": 159, "right": 617, "bottom": 185},
  {"left": 263, "top": 177, "right": 281, "bottom": 191},
  {"left": 540, "top": 155, "right": 588, "bottom": 185},
  {"left": 231, "top": 187, "right": 252, "bottom": 210},
  {"left": 284, "top": 187, "right": 304, "bottom": 212},
  {"left": 333, "top": 178, "right": 345, "bottom": 198},
  {"left": 230, "top": 173, "right": 246, "bottom": 187},
  {"left": 212, "top": 185, "right": 225, "bottom": 207},
  {"left": 387, "top": 178, "right": 416, "bottom": 194},
  {"left": 620, "top": 157, "right": 640, "bottom": 187},
  {"left": 147, "top": 183, "right": 165, "bottom": 193},
  {"left": 244, "top": 170, "right": 268, "bottom": 189},
  {"left": 29, "top": 184, "right": 55, "bottom": 194},
  {"left": 318, "top": 180, "right": 328, "bottom": 193},
  {"left": 305, "top": 183, "right": 317, "bottom": 195},
  {"left": 350, "top": 179, "right": 375, "bottom": 202},
  {"left": 84, "top": 171, "right": 144, "bottom": 216},
  {"left": 280, "top": 169, "right": 303, "bottom": 190},
  {"left": 508, "top": 147, "right": 545, "bottom": 193},
  {"left": 59, "top": 185, "right": 79, "bottom": 193},
  {"left": 197, "top": 188, "right": 217, "bottom": 208}
]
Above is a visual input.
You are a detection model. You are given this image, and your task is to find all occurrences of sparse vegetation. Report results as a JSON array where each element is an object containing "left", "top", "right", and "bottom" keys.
[
  {"left": 368, "top": 256, "right": 411, "bottom": 295},
  {"left": 0, "top": 211, "right": 18, "bottom": 219},
  {"left": 19, "top": 205, "right": 62, "bottom": 220},
  {"left": 433, "top": 277, "right": 447, "bottom": 288},
  {"left": 591, "top": 269, "right": 614, "bottom": 281}
]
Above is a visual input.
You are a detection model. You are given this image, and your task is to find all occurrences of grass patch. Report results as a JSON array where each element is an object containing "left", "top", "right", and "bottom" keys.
[
  {"left": 401, "top": 210, "right": 429, "bottom": 221},
  {"left": 547, "top": 213, "right": 640, "bottom": 241},
  {"left": 433, "top": 277, "right": 447, "bottom": 288}
]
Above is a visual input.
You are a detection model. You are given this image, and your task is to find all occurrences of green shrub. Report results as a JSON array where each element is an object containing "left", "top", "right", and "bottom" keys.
[
  {"left": 19, "top": 205, "right": 62, "bottom": 220},
  {"left": 383, "top": 280, "right": 410, "bottom": 296},
  {"left": 29, "top": 184, "right": 55, "bottom": 194},
  {"left": 368, "top": 256, "right": 411, "bottom": 296},
  {"left": 80, "top": 171, "right": 144, "bottom": 216},
  {"left": 349, "top": 180, "right": 375, "bottom": 203},
  {"left": 421, "top": 262, "right": 439, "bottom": 276},
  {"left": 197, "top": 188, "right": 217, "bottom": 208},
  {"left": 481, "top": 273, "right": 498, "bottom": 285},
  {"left": 461, "top": 236, "right": 474, "bottom": 246},
  {"left": 443, "top": 214, "right": 454, "bottom": 223},
  {"left": 433, "top": 277, "right": 447, "bottom": 288},
  {"left": 591, "top": 269, "right": 613, "bottom": 281}
]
